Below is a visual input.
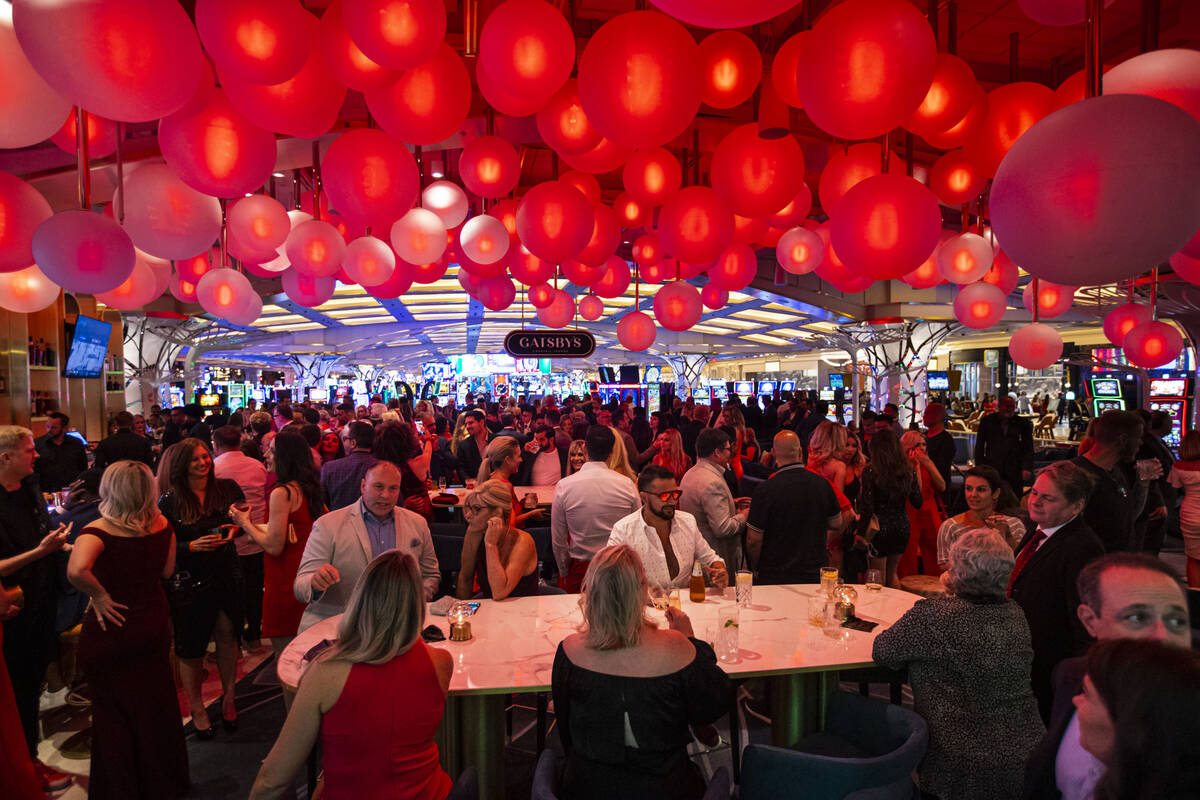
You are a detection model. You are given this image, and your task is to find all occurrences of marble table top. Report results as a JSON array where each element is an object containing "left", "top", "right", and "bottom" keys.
[
  {"left": 278, "top": 583, "right": 920, "bottom": 695},
  {"left": 428, "top": 485, "right": 557, "bottom": 507}
]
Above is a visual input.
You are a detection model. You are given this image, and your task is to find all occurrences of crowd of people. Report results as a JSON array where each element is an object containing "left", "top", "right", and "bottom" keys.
[{"left": 0, "top": 387, "right": 1198, "bottom": 799}]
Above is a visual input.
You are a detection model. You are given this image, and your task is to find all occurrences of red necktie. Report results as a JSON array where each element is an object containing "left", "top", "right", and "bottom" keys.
[{"left": 1007, "top": 529, "right": 1047, "bottom": 596}]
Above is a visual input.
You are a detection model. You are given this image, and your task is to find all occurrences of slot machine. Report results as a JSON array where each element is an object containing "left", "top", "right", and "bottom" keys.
[
  {"left": 1088, "top": 377, "right": 1126, "bottom": 415},
  {"left": 1148, "top": 375, "right": 1193, "bottom": 451},
  {"left": 733, "top": 381, "right": 755, "bottom": 403}
]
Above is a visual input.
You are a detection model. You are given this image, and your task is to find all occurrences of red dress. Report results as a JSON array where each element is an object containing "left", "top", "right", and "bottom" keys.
[
  {"left": 261, "top": 492, "right": 315, "bottom": 639},
  {"left": 898, "top": 464, "right": 945, "bottom": 578},
  {"left": 320, "top": 639, "right": 452, "bottom": 800}
]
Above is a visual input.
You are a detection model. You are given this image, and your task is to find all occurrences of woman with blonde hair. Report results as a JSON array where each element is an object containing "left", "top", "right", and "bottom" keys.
[
  {"left": 807, "top": 420, "right": 849, "bottom": 493},
  {"left": 68, "top": 460, "right": 189, "bottom": 797},
  {"left": 566, "top": 439, "right": 587, "bottom": 476},
  {"left": 606, "top": 427, "right": 637, "bottom": 482},
  {"left": 455, "top": 480, "right": 539, "bottom": 600},
  {"left": 651, "top": 429, "right": 692, "bottom": 482},
  {"left": 551, "top": 546, "right": 732, "bottom": 799},
  {"left": 250, "top": 552, "right": 458, "bottom": 800}
]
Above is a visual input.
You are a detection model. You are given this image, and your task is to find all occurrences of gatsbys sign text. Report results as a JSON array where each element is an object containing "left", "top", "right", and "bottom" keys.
[{"left": 504, "top": 329, "right": 595, "bottom": 359}]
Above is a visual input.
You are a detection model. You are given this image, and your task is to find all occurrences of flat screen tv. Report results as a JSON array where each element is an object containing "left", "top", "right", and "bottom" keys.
[
  {"left": 927, "top": 371, "right": 950, "bottom": 391},
  {"left": 63, "top": 315, "right": 112, "bottom": 378},
  {"left": 619, "top": 365, "right": 640, "bottom": 385},
  {"left": 828, "top": 373, "right": 845, "bottom": 389}
]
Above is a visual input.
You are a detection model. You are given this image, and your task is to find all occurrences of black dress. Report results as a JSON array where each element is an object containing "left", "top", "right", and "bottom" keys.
[
  {"left": 78, "top": 526, "right": 189, "bottom": 799},
  {"left": 856, "top": 464, "right": 923, "bottom": 557},
  {"left": 159, "top": 479, "right": 246, "bottom": 659},
  {"left": 472, "top": 538, "right": 540, "bottom": 599},
  {"left": 551, "top": 638, "right": 733, "bottom": 800}
]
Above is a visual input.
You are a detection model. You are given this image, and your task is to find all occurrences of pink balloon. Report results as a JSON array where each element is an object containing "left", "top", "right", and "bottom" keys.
[
  {"left": 1022, "top": 280, "right": 1077, "bottom": 319},
  {"left": 196, "top": 267, "right": 254, "bottom": 319},
  {"left": 1170, "top": 251, "right": 1200, "bottom": 285},
  {"left": 707, "top": 244, "right": 758, "bottom": 291},
  {"left": 617, "top": 310, "right": 657, "bottom": 351},
  {"left": 228, "top": 195, "right": 291, "bottom": 253},
  {"left": 577, "top": 11, "right": 702, "bottom": 149},
  {"left": 776, "top": 227, "right": 824, "bottom": 276},
  {"left": 516, "top": 181, "right": 593, "bottom": 264},
  {"left": 364, "top": 258, "right": 414, "bottom": 298},
  {"left": 222, "top": 48, "right": 346, "bottom": 138},
  {"left": 795, "top": 0, "right": 937, "bottom": 140},
  {"left": 981, "top": 249, "right": 1020, "bottom": 295},
  {"left": 991, "top": 94, "right": 1200, "bottom": 287},
  {"left": 507, "top": 245, "right": 556, "bottom": 287},
  {"left": 33, "top": 210, "right": 136, "bottom": 294},
  {"left": 1105, "top": 49, "right": 1200, "bottom": 126},
  {"left": 831, "top": 175, "right": 942, "bottom": 280},
  {"left": 159, "top": 89, "right": 276, "bottom": 198},
  {"left": 281, "top": 268, "right": 335, "bottom": 307},
  {"left": 286, "top": 220, "right": 346, "bottom": 277},
  {"left": 422, "top": 181, "right": 469, "bottom": 229},
  {"left": 227, "top": 290, "right": 262, "bottom": 326},
  {"left": 648, "top": 0, "right": 800, "bottom": 29},
  {"left": 342, "top": 236, "right": 396, "bottom": 286},
  {"left": 176, "top": 251, "right": 215, "bottom": 284},
  {"left": 578, "top": 294, "right": 604, "bottom": 321},
  {"left": 900, "top": 242, "right": 945, "bottom": 289},
  {"left": 169, "top": 270, "right": 200, "bottom": 303},
  {"left": 0, "top": 171, "right": 52, "bottom": 273},
  {"left": 318, "top": 0, "right": 401, "bottom": 92},
  {"left": 575, "top": 205, "right": 621, "bottom": 267},
  {"left": 475, "top": 276, "right": 516, "bottom": 311},
  {"left": 1103, "top": 302, "right": 1152, "bottom": 346},
  {"left": 658, "top": 187, "right": 734, "bottom": 265},
  {"left": 653, "top": 281, "right": 703, "bottom": 331},
  {"left": 459, "top": 215, "right": 510, "bottom": 266},
  {"left": 13, "top": 0, "right": 203, "bottom": 122},
  {"left": 94, "top": 251, "right": 164, "bottom": 309},
  {"left": 391, "top": 208, "right": 447, "bottom": 266},
  {"left": 593, "top": 256, "right": 632, "bottom": 299},
  {"left": 459, "top": 136, "right": 521, "bottom": 200},
  {"left": 341, "top": 0, "right": 445, "bottom": 70},
  {"left": 710, "top": 125, "right": 805, "bottom": 218},
  {"left": 1123, "top": 320, "right": 1184, "bottom": 369},
  {"left": 119, "top": 164, "right": 222, "bottom": 260},
  {"left": 937, "top": 233, "right": 994, "bottom": 285},
  {"left": 1009, "top": 323, "right": 1063, "bottom": 370},
  {"left": 701, "top": 283, "right": 728, "bottom": 310},
  {"left": 0, "top": 2, "right": 70, "bottom": 148},
  {"left": 365, "top": 42, "right": 471, "bottom": 146},
  {"left": 953, "top": 281, "right": 1007, "bottom": 329},
  {"left": 0, "top": 264, "right": 59, "bottom": 312},
  {"left": 195, "top": 0, "right": 315, "bottom": 85},
  {"left": 322, "top": 129, "right": 419, "bottom": 231},
  {"left": 50, "top": 108, "right": 118, "bottom": 159},
  {"left": 408, "top": 256, "right": 448, "bottom": 284},
  {"left": 479, "top": 0, "right": 575, "bottom": 112},
  {"left": 536, "top": 289, "right": 576, "bottom": 328}
]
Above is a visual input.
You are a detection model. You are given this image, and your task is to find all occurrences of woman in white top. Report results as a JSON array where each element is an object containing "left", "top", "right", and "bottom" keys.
[
  {"left": 935, "top": 465, "right": 1026, "bottom": 572},
  {"left": 1168, "top": 430, "right": 1200, "bottom": 587}
]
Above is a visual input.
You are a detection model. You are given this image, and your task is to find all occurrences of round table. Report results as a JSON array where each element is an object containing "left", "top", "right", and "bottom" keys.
[{"left": 899, "top": 574, "right": 947, "bottom": 598}]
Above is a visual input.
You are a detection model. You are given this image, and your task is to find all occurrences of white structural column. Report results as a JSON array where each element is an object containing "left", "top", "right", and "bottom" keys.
[
  {"left": 859, "top": 322, "right": 957, "bottom": 427},
  {"left": 662, "top": 353, "right": 710, "bottom": 399}
]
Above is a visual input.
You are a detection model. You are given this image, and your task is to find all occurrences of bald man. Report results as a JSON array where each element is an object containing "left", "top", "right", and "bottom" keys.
[
  {"left": 746, "top": 431, "right": 845, "bottom": 584},
  {"left": 293, "top": 461, "right": 441, "bottom": 631}
]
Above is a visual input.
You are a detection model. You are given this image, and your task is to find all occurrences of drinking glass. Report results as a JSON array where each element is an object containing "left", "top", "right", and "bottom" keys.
[
  {"left": 668, "top": 589, "right": 681, "bottom": 611},
  {"left": 465, "top": 478, "right": 476, "bottom": 490},
  {"left": 820, "top": 567, "right": 839, "bottom": 597},
  {"left": 437, "top": 476, "right": 447, "bottom": 491},
  {"left": 735, "top": 570, "right": 753, "bottom": 608},
  {"left": 864, "top": 569, "right": 883, "bottom": 592},
  {"left": 717, "top": 607, "right": 739, "bottom": 662},
  {"left": 649, "top": 585, "right": 670, "bottom": 611},
  {"left": 807, "top": 595, "right": 826, "bottom": 627}
]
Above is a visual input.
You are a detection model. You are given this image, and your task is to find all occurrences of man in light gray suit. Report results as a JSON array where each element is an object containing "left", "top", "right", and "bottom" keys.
[{"left": 294, "top": 461, "right": 440, "bottom": 631}]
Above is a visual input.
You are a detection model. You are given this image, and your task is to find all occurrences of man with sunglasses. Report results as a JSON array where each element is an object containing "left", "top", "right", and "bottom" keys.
[{"left": 608, "top": 464, "right": 728, "bottom": 591}]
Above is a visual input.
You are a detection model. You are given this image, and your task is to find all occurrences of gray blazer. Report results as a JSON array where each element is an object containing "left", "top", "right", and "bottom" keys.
[{"left": 293, "top": 500, "right": 441, "bottom": 632}]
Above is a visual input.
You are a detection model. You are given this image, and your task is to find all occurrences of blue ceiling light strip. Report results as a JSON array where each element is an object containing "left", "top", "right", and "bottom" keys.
[
  {"left": 465, "top": 297, "right": 485, "bottom": 355},
  {"left": 268, "top": 295, "right": 344, "bottom": 328},
  {"left": 376, "top": 298, "right": 446, "bottom": 360}
]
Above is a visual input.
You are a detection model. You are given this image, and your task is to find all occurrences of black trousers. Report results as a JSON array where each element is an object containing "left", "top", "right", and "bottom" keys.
[
  {"left": 2, "top": 606, "right": 56, "bottom": 757},
  {"left": 240, "top": 552, "right": 264, "bottom": 640}
]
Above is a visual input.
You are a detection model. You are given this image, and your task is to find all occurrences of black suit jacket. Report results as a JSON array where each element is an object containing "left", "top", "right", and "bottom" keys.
[
  {"left": 1023, "top": 656, "right": 1087, "bottom": 800},
  {"left": 457, "top": 435, "right": 490, "bottom": 483},
  {"left": 517, "top": 444, "right": 567, "bottom": 485},
  {"left": 93, "top": 429, "right": 155, "bottom": 469},
  {"left": 1010, "top": 516, "right": 1104, "bottom": 722},
  {"left": 974, "top": 412, "right": 1035, "bottom": 492}
]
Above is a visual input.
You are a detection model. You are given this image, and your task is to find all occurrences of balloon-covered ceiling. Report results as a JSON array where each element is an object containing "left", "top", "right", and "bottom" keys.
[{"left": 1, "top": 0, "right": 1199, "bottom": 371}]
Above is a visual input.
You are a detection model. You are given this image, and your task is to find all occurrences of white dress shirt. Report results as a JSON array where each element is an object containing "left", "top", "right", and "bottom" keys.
[
  {"left": 550, "top": 461, "right": 640, "bottom": 576},
  {"left": 607, "top": 508, "right": 721, "bottom": 589},
  {"left": 1055, "top": 711, "right": 1106, "bottom": 800}
]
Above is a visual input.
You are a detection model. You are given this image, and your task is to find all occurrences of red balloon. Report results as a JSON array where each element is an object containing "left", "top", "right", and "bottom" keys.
[
  {"left": 341, "top": 0, "right": 445, "bottom": 70},
  {"left": 507, "top": 244, "right": 555, "bottom": 286},
  {"left": 763, "top": 185, "right": 813, "bottom": 229},
  {"left": 13, "top": 0, "right": 204, "bottom": 123},
  {"left": 577, "top": 11, "right": 702, "bottom": 149},
  {"left": 771, "top": 32, "right": 809, "bottom": 109},
  {"left": 176, "top": 252, "right": 214, "bottom": 284},
  {"left": 634, "top": 234, "right": 664, "bottom": 267},
  {"left": 286, "top": 220, "right": 347, "bottom": 277},
  {"left": 528, "top": 282, "right": 556, "bottom": 308},
  {"left": 1022, "top": 280, "right": 1076, "bottom": 319},
  {"left": 196, "top": 267, "right": 255, "bottom": 320},
  {"left": 51, "top": 108, "right": 118, "bottom": 159},
  {"left": 923, "top": 85, "right": 988, "bottom": 149},
  {"left": 733, "top": 215, "right": 770, "bottom": 247},
  {"left": 343, "top": 236, "right": 396, "bottom": 287},
  {"left": 640, "top": 258, "right": 674, "bottom": 284},
  {"left": 0, "top": 171, "right": 52, "bottom": 273},
  {"left": 196, "top": 0, "right": 315, "bottom": 86},
  {"left": 578, "top": 294, "right": 605, "bottom": 321},
  {"left": 623, "top": 148, "right": 682, "bottom": 207},
  {"left": 953, "top": 281, "right": 1007, "bottom": 329},
  {"left": 1122, "top": 320, "right": 1184, "bottom": 369},
  {"left": 901, "top": 239, "right": 945, "bottom": 289},
  {"left": 963, "top": 82, "right": 1057, "bottom": 178},
  {"left": 365, "top": 43, "right": 470, "bottom": 146},
  {"left": 710, "top": 125, "right": 805, "bottom": 219},
  {"left": 159, "top": 89, "right": 276, "bottom": 198},
  {"left": 33, "top": 210, "right": 136, "bottom": 294},
  {"left": 491, "top": 199, "right": 521, "bottom": 244},
  {"left": 1009, "top": 323, "right": 1063, "bottom": 370},
  {"left": 648, "top": 0, "right": 802, "bottom": 29},
  {"left": 222, "top": 48, "right": 346, "bottom": 138},
  {"left": 829, "top": 273, "right": 875, "bottom": 293},
  {"left": 653, "top": 280, "right": 702, "bottom": 331},
  {"left": 818, "top": 143, "right": 904, "bottom": 216},
  {"left": 1103, "top": 302, "right": 1152, "bottom": 346},
  {"left": 1104, "top": 49, "right": 1200, "bottom": 126},
  {"left": 94, "top": 251, "right": 164, "bottom": 310},
  {"left": 169, "top": 270, "right": 200, "bottom": 303},
  {"left": 460, "top": 136, "right": 521, "bottom": 200},
  {"left": 537, "top": 288, "right": 576, "bottom": 328},
  {"left": 707, "top": 244, "right": 757, "bottom": 291},
  {"left": 928, "top": 149, "right": 987, "bottom": 206},
  {"left": 457, "top": 266, "right": 481, "bottom": 296},
  {"left": 991, "top": 94, "right": 1200, "bottom": 287},
  {"left": 479, "top": 0, "right": 574, "bottom": 112},
  {"left": 0, "top": 264, "right": 60, "bottom": 312},
  {"left": 561, "top": 259, "right": 607, "bottom": 288},
  {"left": 698, "top": 30, "right": 761, "bottom": 109},
  {"left": 318, "top": 0, "right": 402, "bottom": 92},
  {"left": 409, "top": 256, "right": 448, "bottom": 284},
  {"left": 795, "top": 0, "right": 937, "bottom": 140},
  {"left": 515, "top": 181, "right": 593, "bottom": 264},
  {"left": 701, "top": 283, "right": 728, "bottom": 310},
  {"left": 938, "top": 233, "right": 994, "bottom": 285},
  {"left": 322, "top": 129, "right": 419, "bottom": 231},
  {"left": 617, "top": 310, "right": 657, "bottom": 351},
  {"left": 776, "top": 227, "right": 824, "bottom": 275},
  {"left": 228, "top": 194, "right": 291, "bottom": 254},
  {"left": 474, "top": 54, "right": 544, "bottom": 118},
  {"left": 475, "top": 276, "right": 516, "bottom": 311},
  {"left": 658, "top": 186, "right": 734, "bottom": 265},
  {"left": 902, "top": 53, "right": 978, "bottom": 137},
  {"left": 119, "top": 164, "right": 222, "bottom": 259},
  {"left": 556, "top": 137, "right": 631, "bottom": 175},
  {"left": 362, "top": 257, "right": 413, "bottom": 297},
  {"left": 576, "top": 205, "right": 621, "bottom": 267},
  {"left": 0, "top": 3, "right": 71, "bottom": 149},
  {"left": 831, "top": 175, "right": 942, "bottom": 280},
  {"left": 1170, "top": 251, "right": 1200, "bottom": 284},
  {"left": 281, "top": 268, "right": 335, "bottom": 307},
  {"left": 615, "top": 194, "right": 652, "bottom": 230},
  {"left": 560, "top": 171, "right": 601, "bottom": 208},
  {"left": 982, "top": 249, "right": 1020, "bottom": 295},
  {"left": 813, "top": 222, "right": 857, "bottom": 285},
  {"left": 593, "top": 256, "right": 632, "bottom": 298}
]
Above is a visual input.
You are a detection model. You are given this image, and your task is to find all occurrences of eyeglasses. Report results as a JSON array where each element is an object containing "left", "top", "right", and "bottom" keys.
[{"left": 644, "top": 490, "right": 683, "bottom": 502}]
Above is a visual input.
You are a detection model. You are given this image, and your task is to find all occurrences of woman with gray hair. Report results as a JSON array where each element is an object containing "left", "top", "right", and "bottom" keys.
[
  {"left": 551, "top": 545, "right": 732, "bottom": 799},
  {"left": 873, "top": 529, "right": 1045, "bottom": 799}
]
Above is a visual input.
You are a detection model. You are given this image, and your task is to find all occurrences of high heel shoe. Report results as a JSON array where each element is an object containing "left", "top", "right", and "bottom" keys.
[
  {"left": 193, "top": 710, "right": 216, "bottom": 740},
  {"left": 222, "top": 699, "right": 238, "bottom": 732}
]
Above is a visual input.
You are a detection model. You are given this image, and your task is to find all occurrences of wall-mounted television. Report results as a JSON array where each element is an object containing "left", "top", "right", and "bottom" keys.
[
  {"left": 927, "top": 371, "right": 950, "bottom": 391},
  {"left": 828, "top": 373, "right": 845, "bottom": 389},
  {"left": 63, "top": 315, "right": 112, "bottom": 379},
  {"left": 1091, "top": 378, "right": 1121, "bottom": 398}
]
